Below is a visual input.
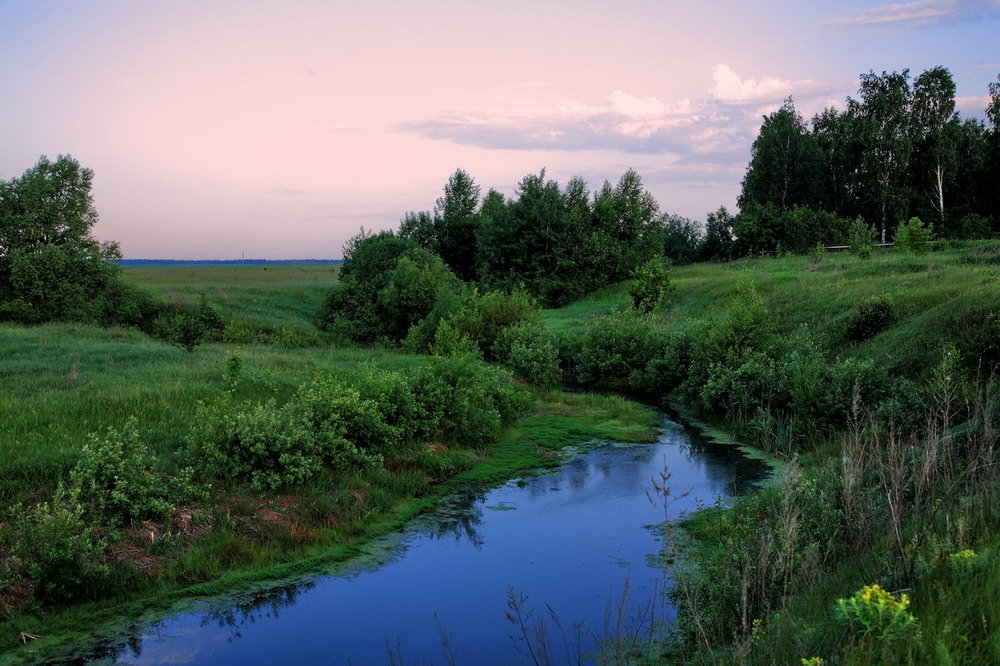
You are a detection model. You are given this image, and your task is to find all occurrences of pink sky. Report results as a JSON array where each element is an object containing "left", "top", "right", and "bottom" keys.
[{"left": 2, "top": 0, "right": 998, "bottom": 258}]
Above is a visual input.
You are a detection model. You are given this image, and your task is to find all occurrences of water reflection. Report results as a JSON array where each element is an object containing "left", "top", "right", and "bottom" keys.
[{"left": 72, "top": 414, "right": 768, "bottom": 665}]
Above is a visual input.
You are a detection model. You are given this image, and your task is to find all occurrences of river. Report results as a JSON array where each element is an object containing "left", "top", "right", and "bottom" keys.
[{"left": 71, "top": 413, "right": 768, "bottom": 665}]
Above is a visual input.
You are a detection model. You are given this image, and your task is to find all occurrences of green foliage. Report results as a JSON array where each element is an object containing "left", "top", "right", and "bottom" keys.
[
  {"left": 224, "top": 349, "right": 243, "bottom": 389},
  {"left": 377, "top": 248, "right": 462, "bottom": 341},
  {"left": 317, "top": 233, "right": 459, "bottom": 344},
  {"left": 739, "top": 98, "right": 825, "bottom": 211},
  {"left": 493, "top": 322, "right": 561, "bottom": 388},
  {"left": 846, "top": 296, "right": 896, "bottom": 341},
  {"left": 451, "top": 289, "right": 541, "bottom": 359},
  {"left": 0, "top": 155, "right": 163, "bottom": 327},
  {"left": 432, "top": 169, "right": 481, "bottom": 281},
  {"left": 895, "top": 216, "right": 935, "bottom": 254},
  {"left": 409, "top": 356, "right": 530, "bottom": 449},
  {"left": 577, "top": 310, "right": 666, "bottom": 394},
  {"left": 701, "top": 206, "right": 735, "bottom": 260},
  {"left": 297, "top": 374, "right": 400, "bottom": 455},
  {"left": 629, "top": 256, "right": 674, "bottom": 313},
  {"left": 834, "top": 584, "right": 918, "bottom": 641},
  {"left": 848, "top": 217, "right": 877, "bottom": 258},
  {"left": 9, "top": 484, "right": 108, "bottom": 602},
  {"left": 662, "top": 214, "right": 703, "bottom": 265},
  {"left": 952, "top": 309, "right": 1000, "bottom": 375},
  {"left": 188, "top": 397, "right": 378, "bottom": 492},
  {"left": 734, "top": 203, "right": 850, "bottom": 255},
  {"left": 69, "top": 421, "right": 198, "bottom": 526},
  {"left": 429, "top": 319, "right": 482, "bottom": 359}
]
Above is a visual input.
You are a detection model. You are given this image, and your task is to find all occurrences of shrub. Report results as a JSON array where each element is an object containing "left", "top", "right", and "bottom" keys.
[
  {"left": 846, "top": 296, "right": 895, "bottom": 342},
  {"left": 188, "top": 398, "right": 378, "bottom": 491},
  {"left": 955, "top": 214, "right": 993, "bottom": 240},
  {"left": 297, "top": 375, "right": 400, "bottom": 455},
  {"left": 9, "top": 484, "right": 108, "bottom": 602},
  {"left": 377, "top": 248, "right": 462, "bottom": 342},
  {"left": 847, "top": 218, "right": 877, "bottom": 259},
  {"left": 493, "top": 322, "right": 561, "bottom": 387},
  {"left": 578, "top": 310, "right": 667, "bottom": 394},
  {"left": 409, "top": 357, "right": 529, "bottom": 449},
  {"left": 895, "top": 217, "right": 934, "bottom": 255},
  {"left": 70, "top": 421, "right": 199, "bottom": 526},
  {"left": 429, "top": 319, "right": 482, "bottom": 359},
  {"left": 629, "top": 256, "right": 674, "bottom": 313},
  {"left": 224, "top": 350, "right": 243, "bottom": 389},
  {"left": 451, "top": 289, "right": 541, "bottom": 360},
  {"left": 833, "top": 584, "right": 917, "bottom": 641}
]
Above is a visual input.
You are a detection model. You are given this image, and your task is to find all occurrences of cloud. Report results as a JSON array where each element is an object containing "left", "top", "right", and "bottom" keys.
[
  {"left": 829, "top": 0, "right": 1000, "bottom": 30},
  {"left": 711, "top": 64, "right": 797, "bottom": 103},
  {"left": 397, "top": 66, "right": 852, "bottom": 187}
]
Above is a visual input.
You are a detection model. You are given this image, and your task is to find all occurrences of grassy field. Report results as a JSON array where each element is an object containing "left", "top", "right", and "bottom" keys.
[
  {"left": 124, "top": 263, "right": 339, "bottom": 335},
  {"left": 4, "top": 245, "right": 999, "bottom": 661},
  {"left": 0, "top": 262, "right": 660, "bottom": 659},
  {"left": 545, "top": 241, "right": 1000, "bottom": 380}
]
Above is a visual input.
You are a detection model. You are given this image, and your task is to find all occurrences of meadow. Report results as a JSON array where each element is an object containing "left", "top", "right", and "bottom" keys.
[{"left": 3, "top": 242, "right": 1000, "bottom": 663}]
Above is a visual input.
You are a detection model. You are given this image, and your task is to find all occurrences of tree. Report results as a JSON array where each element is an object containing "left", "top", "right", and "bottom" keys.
[
  {"left": 398, "top": 210, "right": 436, "bottom": 249},
  {"left": 911, "top": 66, "right": 959, "bottom": 228},
  {"left": 812, "top": 106, "right": 862, "bottom": 218},
  {"left": 850, "top": 70, "right": 914, "bottom": 241},
  {"left": 739, "top": 98, "right": 825, "bottom": 211},
  {"left": 432, "top": 169, "right": 481, "bottom": 281},
  {"left": 702, "top": 206, "right": 735, "bottom": 260},
  {"left": 0, "top": 155, "right": 130, "bottom": 324},
  {"left": 662, "top": 214, "right": 703, "bottom": 265}
]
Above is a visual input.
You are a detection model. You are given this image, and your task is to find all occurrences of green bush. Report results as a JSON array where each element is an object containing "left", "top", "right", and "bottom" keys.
[
  {"left": 895, "top": 217, "right": 934, "bottom": 255},
  {"left": 70, "top": 421, "right": 199, "bottom": 526},
  {"left": 848, "top": 217, "right": 877, "bottom": 259},
  {"left": 297, "top": 375, "right": 400, "bottom": 455},
  {"left": 429, "top": 319, "right": 482, "bottom": 359},
  {"left": 188, "top": 398, "right": 378, "bottom": 491},
  {"left": 9, "top": 484, "right": 108, "bottom": 603},
  {"left": 409, "top": 356, "right": 529, "bottom": 449},
  {"left": 629, "top": 256, "right": 674, "bottom": 313},
  {"left": 493, "top": 322, "right": 562, "bottom": 388},
  {"left": 451, "top": 289, "right": 542, "bottom": 360},
  {"left": 846, "top": 296, "right": 895, "bottom": 342},
  {"left": 578, "top": 310, "right": 667, "bottom": 394}
]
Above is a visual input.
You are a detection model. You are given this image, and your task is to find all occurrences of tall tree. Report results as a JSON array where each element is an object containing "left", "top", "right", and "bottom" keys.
[
  {"left": 911, "top": 66, "right": 959, "bottom": 228},
  {"left": 811, "top": 106, "right": 861, "bottom": 218},
  {"left": 986, "top": 73, "right": 1000, "bottom": 223},
  {"left": 739, "top": 98, "right": 825, "bottom": 211},
  {"left": 850, "top": 70, "right": 914, "bottom": 241},
  {"left": 432, "top": 169, "right": 481, "bottom": 281}
]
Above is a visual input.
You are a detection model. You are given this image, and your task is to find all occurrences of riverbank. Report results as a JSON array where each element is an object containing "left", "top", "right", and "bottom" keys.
[{"left": 1, "top": 386, "right": 658, "bottom": 663}]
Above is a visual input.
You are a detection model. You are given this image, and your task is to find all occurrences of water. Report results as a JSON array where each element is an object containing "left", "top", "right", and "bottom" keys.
[{"left": 76, "top": 415, "right": 769, "bottom": 665}]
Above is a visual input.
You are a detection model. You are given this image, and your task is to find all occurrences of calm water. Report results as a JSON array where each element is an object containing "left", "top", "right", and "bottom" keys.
[{"left": 74, "top": 415, "right": 768, "bottom": 665}]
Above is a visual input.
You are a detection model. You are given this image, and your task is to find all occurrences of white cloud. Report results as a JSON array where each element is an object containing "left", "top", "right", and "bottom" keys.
[{"left": 711, "top": 64, "right": 798, "bottom": 103}]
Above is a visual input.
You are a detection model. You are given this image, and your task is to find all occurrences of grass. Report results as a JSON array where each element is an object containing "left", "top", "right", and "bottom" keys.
[
  {"left": 124, "top": 263, "right": 339, "bottom": 335},
  {"left": 545, "top": 241, "right": 1000, "bottom": 382},
  {"left": 0, "top": 263, "right": 660, "bottom": 660}
]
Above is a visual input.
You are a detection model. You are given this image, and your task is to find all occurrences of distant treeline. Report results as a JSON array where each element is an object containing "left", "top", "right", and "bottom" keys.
[
  {"left": 118, "top": 259, "right": 342, "bottom": 267},
  {"left": 733, "top": 66, "right": 1000, "bottom": 254}
]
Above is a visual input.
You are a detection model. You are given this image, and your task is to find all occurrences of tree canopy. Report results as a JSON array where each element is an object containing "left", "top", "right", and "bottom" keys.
[{"left": 0, "top": 155, "right": 147, "bottom": 324}]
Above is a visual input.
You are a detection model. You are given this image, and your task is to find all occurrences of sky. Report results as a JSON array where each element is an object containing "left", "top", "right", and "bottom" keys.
[{"left": 1, "top": 0, "right": 998, "bottom": 259}]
